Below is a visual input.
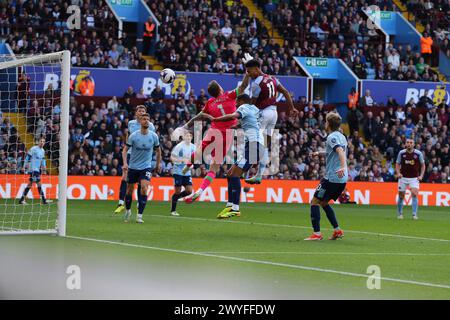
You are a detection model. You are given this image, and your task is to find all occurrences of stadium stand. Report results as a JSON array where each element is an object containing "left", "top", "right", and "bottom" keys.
[{"left": 0, "top": 0, "right": 149, "bottom": 70}]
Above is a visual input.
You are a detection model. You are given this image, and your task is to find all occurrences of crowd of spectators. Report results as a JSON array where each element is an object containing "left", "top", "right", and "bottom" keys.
[
  {"left": 256, "top": 0, "right": 446, "bottom": 80},
  {"left": 149, "top": 0, "right": 303, "bottom": 76},
  {"left": 0, "top": 0, "right": 149, "bottom": 70},
  {"left": 0, "top": 112, "right": 27, "bottom": 174}
]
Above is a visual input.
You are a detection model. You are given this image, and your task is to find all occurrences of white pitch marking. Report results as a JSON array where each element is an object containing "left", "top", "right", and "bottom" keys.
[
  {"left": 199, "top": 251, "right": 450, "bottom": 256},
  {"left": 150, "top": 214, "right": 450, "bottom": 243},
  {"left": 66, "top": 235, "right": 450, "bottom": 290}
]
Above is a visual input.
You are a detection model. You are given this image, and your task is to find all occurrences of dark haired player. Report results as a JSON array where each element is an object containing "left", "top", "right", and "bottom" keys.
[
  {"left": 305, "top": 112, "right": 347, "bottom": 241},
  {"left": 122, "top": 113, "right": 161, "bottom": 223},
  {"left": 395, "top": 138, "right": 425, "bottom": 220},
  {"left": 242, "top": 55, "right": 298, "bottom": 184},
  {"left": 115, "top": 105, "right": 156, "bottom": 214},
  {"left": 181, "top": 78, "right": 249, "bottom": 204},
  {"left": 205, "top": 94, "right": 265, "bottom": 219}
]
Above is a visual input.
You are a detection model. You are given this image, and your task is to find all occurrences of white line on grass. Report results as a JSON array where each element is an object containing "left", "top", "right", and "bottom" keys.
[
  {"left": 150, "top": 214, "right": 450, "bottom": 243},
  {"left": 66, "top": 235, "right": 450, "bottom": 290},
  {"left": 199, "top": 251, "right": 450, "bottom": 256}
]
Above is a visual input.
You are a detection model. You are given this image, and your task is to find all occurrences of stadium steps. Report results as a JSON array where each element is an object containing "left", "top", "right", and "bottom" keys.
[
  {"left": 431, "top": 67, "right": 447, "bottom": 82},
  {"left": 393, "top": 1, "right": 447, "bottom": 81},
  {"left": 392, "top": 0, "right": 425, "bottom": 33},
  {"left": 3, "top": 112, "right": 57, "bottom": 176},
  {"left": 242, "top": 0, "right": 284, "bottom": 47},
  {"left": 143, "top": 55, "right": 163, "bottom": 70}
]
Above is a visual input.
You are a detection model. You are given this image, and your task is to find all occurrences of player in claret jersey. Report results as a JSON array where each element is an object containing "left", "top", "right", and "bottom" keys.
[
  {"left": 182, "top": 78, "right": 249, "bottom": 203},
  {"left": 395, "top": 138, "right": 426, "bottom": 220},
  {"left": 242, "top": 54, "right": 298, "bottom": 184}
]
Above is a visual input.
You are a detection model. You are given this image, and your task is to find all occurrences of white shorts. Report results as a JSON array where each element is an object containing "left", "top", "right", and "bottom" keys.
[
  {"left": 398, "top": 177, "right": 420, "bottom": 192},
  {"left": 259, "top": 105, "right": 278, "bottom": 137}
]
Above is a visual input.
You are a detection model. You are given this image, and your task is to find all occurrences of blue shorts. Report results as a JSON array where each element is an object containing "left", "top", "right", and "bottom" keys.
[
  {"left": 29, "top": 171, "right": 41, "bottom": 183},
  {"left": 127, "top": 168, "right": 152, "bottom": 184},
  {"left": 173, "top": 174, "right": 192, "bottom": 187},
  {"left": 314, "top": 179, "right": 346, "bottom": 202},
  {"left": 236, "top": 141, "right": 265, "bottom": 172}
]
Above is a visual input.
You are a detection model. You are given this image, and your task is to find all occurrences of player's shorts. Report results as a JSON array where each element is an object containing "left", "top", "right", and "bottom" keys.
[
  {"left": 29, "top": 171, "right": 41, "bottom": 183},
  {"left": 259, "top": 105, "right": 278, "bottom": 137},
  {"left": 236, "top": 141, "right": 265, "bottom": 172},
  {"left": 398, "top": 177, "right": 420, "bottom": 192},
  {"left": 200, "top": 128, "right": 233, "bottom": 164},
  {"left": 127, "top": 168, "right": 152, "bottom": 184},
  {"left": 314, "top": 179, "right": 346, "bottom": 202},
  {"left": 173, "top": 174, "right": 192, "bottom": 187}
]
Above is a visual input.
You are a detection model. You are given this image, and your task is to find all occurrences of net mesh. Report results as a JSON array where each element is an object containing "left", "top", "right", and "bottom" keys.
[{"left": 0, "top": 53, "right": 65, "bottom": 233}]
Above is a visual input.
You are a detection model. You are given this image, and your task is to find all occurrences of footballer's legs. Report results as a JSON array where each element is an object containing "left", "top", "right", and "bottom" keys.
[
  {"left": 306, "top": 197, "right": 343, "bottom": 241},
  {"left": 305, "top": 197, "right": 323, "bottom": 240},
  {"left": 185, "top": 163, "right": 219, "bottom": 204},
  {"left": 171, "top": 185, "right": 192, "bottom": 216},
  {"left": 136, "top": 179, "right": 149, "bottom": 223},
  {"left": 115, "top": 172, "right": 127, "bottom": 214},
  {"left": 36, "top": 181, "right": 49, "bottom": 204},
  {"left": 18, "top": 181, "right": 33, "bottom": 204},
  {"left": 411, "top": 188, "right": 419, "bottom": 219},
  {"left": 218, "top": 165, "right": 242, "bottom": 219},
  {"left": 217, "top": 177, "right": 234, "bottom": 217},
  {"left": 322, "top": 202, "right": 343, "bottom": 240},
  {"left": 123, "top": 183, "right": 134, "bottom": 222},
  {"left": 397, "top": 191, "right": 405, "bottom": 219}
]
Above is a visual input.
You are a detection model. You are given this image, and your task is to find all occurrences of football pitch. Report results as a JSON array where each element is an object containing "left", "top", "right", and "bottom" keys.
[{"left": 1, "top": 200, "right": 450, "bottom": 299}]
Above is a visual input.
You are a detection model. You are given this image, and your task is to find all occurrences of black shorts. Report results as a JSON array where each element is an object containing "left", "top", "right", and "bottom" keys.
[
  {"left": 173, "top": 174, "right": 192, "bottom": 187},
  {"left": 127, "top": 168, "right": 152, "bottom": 184},
  {"left": 236, "top": 141, "right": 265, "bottom": 172},
  {"left": 314, "top": 179, "right": 346, "bottom": 202},
  {"left": 29, "top": 171, "right": 41, "bottom": 183}
]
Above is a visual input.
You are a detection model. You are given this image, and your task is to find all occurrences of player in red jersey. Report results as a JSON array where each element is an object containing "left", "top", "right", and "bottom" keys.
[
  {"left": 182, "top": 78, "right": 250, "bottom": 203},
  {"left": 242, "top": 55, "right": 298, "bottom": 184}
]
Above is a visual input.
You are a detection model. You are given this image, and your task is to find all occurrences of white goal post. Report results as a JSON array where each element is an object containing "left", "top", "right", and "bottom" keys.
[{"left": 0, "top": 51, "right": 70, "bottom": 236}]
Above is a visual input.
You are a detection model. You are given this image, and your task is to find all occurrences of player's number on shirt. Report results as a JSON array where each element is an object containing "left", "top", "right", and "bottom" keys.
[
  {"left": 217, "top": 104, "right": 226, "bottom": 116},
  {"left": 267, "top": 81, "right": 276, "bottom": 98}
]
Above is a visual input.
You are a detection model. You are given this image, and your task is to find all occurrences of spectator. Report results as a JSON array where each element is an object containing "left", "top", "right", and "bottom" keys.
[
  {"left": 107, "top": 96, "right": 120, "bottom": 112},
  {"left": 420, "top": 31, "right": 433, "bottom": 65},
  {"left": 360, "top": 90, "right": 376, "bottom": 107},
  {"left": 151, "top": 85, "right": 165, "bottom": 100},
  {"left": 143, "top": 17, "right": 156, "bottom": 55},
  {"left": 123, "top": 86, "right": 136, "bottom": 98}
]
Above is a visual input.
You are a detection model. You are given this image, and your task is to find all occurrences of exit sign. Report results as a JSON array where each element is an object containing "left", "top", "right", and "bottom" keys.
[
  {"left": 305, "top": 58, "right": 328, "bottom": 67},
  {"left": 110, "top": 0, "right": 133, "bottom": 5}
]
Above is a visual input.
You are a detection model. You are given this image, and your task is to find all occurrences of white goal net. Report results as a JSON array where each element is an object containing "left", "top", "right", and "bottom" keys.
[{"left": 0, "top": 51, "right": 70, "bottom": 236}]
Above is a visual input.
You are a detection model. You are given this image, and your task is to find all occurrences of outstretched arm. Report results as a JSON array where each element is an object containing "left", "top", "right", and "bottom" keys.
[
  {"left": 213, "top": 112, "right": 241, "bottom": 122},
  {"left": 237, "top": 73, "right": 250, "bottom": 96},
  {"left": 184, "top": 111, "right": 207, "bottom": 128},
  {"left": 277, "top": 83, "right": 297, "bottom": 115}
]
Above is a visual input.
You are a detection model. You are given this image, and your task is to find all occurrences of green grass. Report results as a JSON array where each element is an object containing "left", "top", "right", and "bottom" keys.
[{"left": 1, "top": 200, "right": 450, "bottom": 299}]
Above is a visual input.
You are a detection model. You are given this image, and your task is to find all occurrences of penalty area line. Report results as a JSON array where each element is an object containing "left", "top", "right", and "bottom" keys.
[
  {"left": 66, "top": 235, "right": 450, "bottom": 290},
  {"left": 150, "top": 214, "right": 450, "bottom": 243}
]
